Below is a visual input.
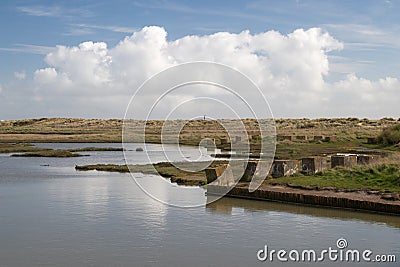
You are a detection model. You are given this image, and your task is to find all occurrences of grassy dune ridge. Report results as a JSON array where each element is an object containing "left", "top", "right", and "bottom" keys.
[
  {"left": 0, "top": 117, "right": 398, "bottom": 142},
  {"left": 5, "top": 145, "right": 124, "bottom": 157}
]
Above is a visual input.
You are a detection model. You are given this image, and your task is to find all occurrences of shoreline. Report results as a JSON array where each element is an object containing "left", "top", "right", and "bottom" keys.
[
  {"left": 75, "top": 163, "right": 400, "bottom": 214},
  {"left": 2, "top": 118, "right": 400, "bottom": 214},
  {"left": 207, "top": 184, "right": 400, "bottom": 215}
]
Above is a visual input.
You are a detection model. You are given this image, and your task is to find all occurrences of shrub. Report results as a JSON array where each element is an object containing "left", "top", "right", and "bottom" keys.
[{"left": 377, "top": 124, "right": 400, "bottom": 145}]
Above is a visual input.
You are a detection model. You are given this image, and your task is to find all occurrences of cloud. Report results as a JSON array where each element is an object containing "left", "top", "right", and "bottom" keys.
[
  {"left": 17, "top": 6, "right": 62, "bottom": 17},
  {"left": 0, "top": 44, "right": 55, "bottom": 55},
  {"left": 17, "top": 5, "right": 93, "bottom": 19},
  {"left": 71, "top": 23, "right": 137, "bottom": 34},
  {"left": 133, "top": 1, "right": 271, "bottom": 22},
  {"left": 323, "top": 24, "right": 400, "bottom": 50},
  {"left": 14, "top": 71, "right": 26, "bottom": 80},
  {"left": 41, "top": 42, "right": 111, "bottom": 89},
  {"left": 64, "top": 24, "right": 137, "bottom": 36},
  {"left": 3, "top": 26, "right": 399, "bottom": 119}
]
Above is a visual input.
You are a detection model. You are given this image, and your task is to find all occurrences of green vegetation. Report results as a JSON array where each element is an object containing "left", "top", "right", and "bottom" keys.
[
  {"left": 76, "top": 164, "right": 130, "bottom": 172},
  {"left": 75, "top": 161, "right": 228, "bottom": 186},
  {"left": 3, "top": 144, "right": 123, "bottom": 157},
  {"left": 275, "top": 140, "right": 364, "bottom": 160},
  {"left": 3, "top": 118, "right": 400, "bottom": 193},
  {"left": 76, "top": 160, "right": 400, "bottom": 193},
  {"left": 1, "top": 117, "right": 399, "bottom": 149},
  {"left": 0, "top": 143, "right": 44, "bottom": 153},
  {"left": 68, "top": 147, "right": 124, "bottom": 152},
  {"left": 12, "top": 149, "right": 84, "bottom": 157},
  {"left": 377, "top": 124, "right": 400, "bottom": 146},
  {"left": 0, "top": 118, "right": 122, "bottom": 142},
  {"left": 266, "top": 163, "right": 400, "bottom": 193}
]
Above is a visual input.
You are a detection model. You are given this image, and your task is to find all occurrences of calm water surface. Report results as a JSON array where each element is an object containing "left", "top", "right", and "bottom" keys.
[{"left": 0, "top": 143, "right": 399, "bottom": 266}]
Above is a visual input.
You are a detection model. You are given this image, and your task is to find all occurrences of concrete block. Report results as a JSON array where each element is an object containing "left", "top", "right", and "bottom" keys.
[
  {"left": 301, "top": 157, "right": 327, "bottom": 175},
  {"left": 220, "top": 138, "right": 230, "bottom": 145},
  {"left": 234, "top": 136, "right": 242, "bottom": 143},
  {"left": 357, "top": 154, "right": 379, "bottom": 165},
  {"left": 324, "top": 136, "right": 337, "bottom": 142},
  {"left": 241, "top": 160, "right": 270, "bottom": 182},
  {"left": 277, "top": 135, "right": 292, "bottom": 141},
  {"left": 313, "top": 135, "right": 324, "bottom": 141},
  {"left": 271, "top": 160, "right": 299, "bottom": 178},
  {"left": 205, "top": 164, "right": 235, "bottom": 186},
  {"left": 296, "top": 135, "right": 307, "bottom": 141},
  {"left": 331, "top": 155, "right": 357, "bottom": 168}
]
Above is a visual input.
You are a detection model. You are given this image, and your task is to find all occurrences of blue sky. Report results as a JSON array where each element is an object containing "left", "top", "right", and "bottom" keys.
[{"left": 0, "top": 0, "right": 399, "bottom": 119}]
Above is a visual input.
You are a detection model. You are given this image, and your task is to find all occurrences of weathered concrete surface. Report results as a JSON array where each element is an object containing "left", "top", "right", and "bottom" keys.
[
  {"left": 271, "top": 160, "right": 299, "bottom": 178},
  {"left": 357, "top": 154, "right": 379, "bottom": 165},
  {"left": 219, "top": 138, "right": 230, "bottom": 145},
  {"left": 331, "top": 155, "right": 357, "bottom": 168},
  {"left": 205, "top": 164, "right": 235, "bottom": 186},
  {"left": 277, "top": 135, "right": 292, "bottom": 141},
  {"left": 324, "top": 136, "right": 337, "bottom": 142},
  {"left": 313, "top": 135, "right": 324, "bottom": 141},
  {"left": 240, "top": 160, "right": 271, "bottom": 182},
  {"left": 301, "top": 157, "right": 327, "bottom": 175},
  {"left": 207, "top": 185, "right": 400, "bottom": 215},
  {"left": 234, "top": 136, "right": 242, "bottom": 143},
  {"left": 296, "top": 135, "right": 307, "bottom": 141}
]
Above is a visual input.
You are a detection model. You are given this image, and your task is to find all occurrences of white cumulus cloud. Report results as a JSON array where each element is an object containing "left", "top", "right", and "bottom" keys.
[
  {"left": 14, "top": 71, "right": 26, "bottom": 80},
  {"left": 4, "top": 26, "right": 398, "bottom": 119}
]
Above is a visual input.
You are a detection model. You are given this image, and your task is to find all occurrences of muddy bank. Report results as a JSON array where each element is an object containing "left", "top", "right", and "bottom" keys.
[{"left": 207, "top": 184, "right": 400, "bottom": 215}]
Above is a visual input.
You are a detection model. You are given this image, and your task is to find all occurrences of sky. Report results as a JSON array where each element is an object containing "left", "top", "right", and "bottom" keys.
[{"left": 0, "top": 0, "right": 399, "bottom": 119}]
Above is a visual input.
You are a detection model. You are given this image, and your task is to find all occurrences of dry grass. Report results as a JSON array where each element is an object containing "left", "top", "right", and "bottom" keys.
[
  {"left": 75, "top": 161, "right": 229, "bottom": 186},
  {"left": 12, "top": 150, "right": 84, "bottom": 157},
  {"left": 1, "top": 118, "right": 399, "bottom": 157}
]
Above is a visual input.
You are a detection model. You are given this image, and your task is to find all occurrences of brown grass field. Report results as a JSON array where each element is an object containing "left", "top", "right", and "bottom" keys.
[{"left": 1, "top": 117, "right": 399, "bottom": 158}]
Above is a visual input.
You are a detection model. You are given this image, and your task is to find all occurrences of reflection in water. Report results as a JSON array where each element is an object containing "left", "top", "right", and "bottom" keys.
[{"left": 206, "top": 196, "right": 400, "bottom": 229}]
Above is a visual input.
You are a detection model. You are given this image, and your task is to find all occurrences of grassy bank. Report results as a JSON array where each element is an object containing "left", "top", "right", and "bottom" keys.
[
  {"left": 12, "top": 150, "right": 85, "bottom": 157},
  {"left": 5, "top": 144, "right": 124, "bottom": 157},
  {"left": 75, "top": 161, "right": 228, "bottom": 186},
  {"left": 75, "top": 160, "right": 400, "bottom": 194},
  {"left": 265, "top": 163, "right": 400, "bottom": 194},
  {"left": 68, "top": 147, "right": 123, "bottom": 152},
  {"left": 0, "top": 143, "right": 46, "bottom": 153}
]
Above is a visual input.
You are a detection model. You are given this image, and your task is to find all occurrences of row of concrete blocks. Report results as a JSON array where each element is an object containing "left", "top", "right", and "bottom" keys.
[
  {"left": 269, "top": 154, "right": 380, "bottom": 178},
  {"left": 202, "top": 137, "right": 237, "bottom": 146},
  {"left": 220, "top": 135, "right": 338, "bottom": 143},
  {"left": 277, "top": 135, "right": 337, "bottom": 142},
  {"left": 207, "top": 134, "right": 339, "bottom": 146},
  {"left": 205, "top": 154, "right": 380, "bottom": 184}
]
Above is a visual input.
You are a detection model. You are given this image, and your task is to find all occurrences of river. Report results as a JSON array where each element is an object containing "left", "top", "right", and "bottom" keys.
[{"left": 0, "top": 143, "right": 399, "bottom": 266}]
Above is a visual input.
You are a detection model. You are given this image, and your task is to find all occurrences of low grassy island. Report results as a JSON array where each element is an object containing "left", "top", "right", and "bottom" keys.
[
  {"left": 75, "top": 161, "right": 229, "bottom": 186},
  {"left": 12, "top": 149, "right": 85, "bottom": 158},
  {"left": 6, "top": 145, "right": 124, "bottom": 158}
]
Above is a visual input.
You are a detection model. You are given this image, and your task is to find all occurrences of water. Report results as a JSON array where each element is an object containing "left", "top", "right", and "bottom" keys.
[{"left": 0, "top": 143, "right": 399, "bottom": 266}]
